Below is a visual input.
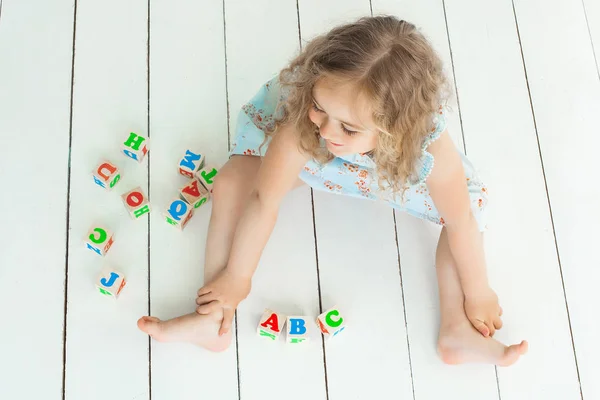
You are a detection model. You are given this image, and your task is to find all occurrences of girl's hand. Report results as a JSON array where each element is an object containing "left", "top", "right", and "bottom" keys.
[
  {"left": 196, "top": 268, "right": 251, "bottom": 336},
  {"left": 464, "top": 288, "right": 503, "bottom": 337}
]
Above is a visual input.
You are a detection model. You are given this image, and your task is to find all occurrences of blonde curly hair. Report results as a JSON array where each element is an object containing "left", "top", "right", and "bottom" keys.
[{"left": 265, "top": 15, "right": 451, "bottom": 195}]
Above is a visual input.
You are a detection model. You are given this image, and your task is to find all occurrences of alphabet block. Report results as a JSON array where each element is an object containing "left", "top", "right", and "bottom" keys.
[
  {"left": 96, "top": 269, "right": 127, "bottom": 298},
  {"left": 121, "top": 186, "right": 151, "bottom": 219},
  {"left": 316, "top": 306, "right": 346, "bottom": 339},
  {"left": 195, "top": 164, "right": 218, "bottom": 193},
  {"left": 84, "top": 225, "right": 115, "bottom": 256},
  {"left": 122, "top": 132, "right": 149, "bottom": 163},
  {"left": 92, "top": 160, "right": 121, "bottom": 190},
  {"left": 164, "top": 198, "right": 194, "bottom": 230},
  {"left": 257, "top": 309, "right": 286, "bottom": 341},
  {"left": 179, "top": 179, "right": 210, "bottom": 209},
  {"left": 286, "top": 316, "right": 310, "bottom": 344},
  {"left": 178, "top": 150, "right": 205, "bottom": 178}
]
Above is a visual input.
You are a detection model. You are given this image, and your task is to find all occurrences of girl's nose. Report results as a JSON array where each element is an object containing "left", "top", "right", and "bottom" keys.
[{"left": 318, "top": 119, "right": 337, "bottom": 141}]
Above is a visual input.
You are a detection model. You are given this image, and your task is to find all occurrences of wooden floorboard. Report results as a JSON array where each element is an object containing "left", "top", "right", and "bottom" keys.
[{"left": 0, "top": 1, "right": 74, "bottom": 398}]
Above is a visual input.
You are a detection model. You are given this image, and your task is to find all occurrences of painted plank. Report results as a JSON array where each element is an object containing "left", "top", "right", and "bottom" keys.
[
  {"left": 298, "top": 2, "right": 414, "bottom": 399},
  {"left": 445, "top": 0, "right": 582, "bottom": 398},
  {"left": 371, "top": 1, "right": 499, "bottom": 399},
  {"left": 147, "top": 1, "right": 238, "bottom": 399},
  {"left": 513, "top": 0, "right": 600, "bottom": 398},
  {"left": 65, "top": 0, "right": 150, "bottom": 399},
  {"left": 0, "top": 1, "right": 73, "bottom": 398},
  {"left": 225, "top": 1, "right": 327, "bottom": 398},
  {"left": 583, "top": 0, "right": 600, "bottom": 74}
]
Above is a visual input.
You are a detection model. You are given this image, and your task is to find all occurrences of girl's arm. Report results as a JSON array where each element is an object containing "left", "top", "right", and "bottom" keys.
[
  {"left": 425, "top": 131, "right": 489, "bottom": 296},
  {"left": 226, "top": 123, "right": 310, "bottom": 278}
]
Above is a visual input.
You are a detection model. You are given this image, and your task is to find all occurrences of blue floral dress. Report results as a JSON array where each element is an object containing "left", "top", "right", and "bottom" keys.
[{"left": 230, "top": 75, "right": 489, "bottom": 231}]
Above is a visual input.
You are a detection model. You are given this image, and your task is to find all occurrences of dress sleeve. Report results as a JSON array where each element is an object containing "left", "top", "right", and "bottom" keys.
[{"left": 414, "top": 105, "right": 448, "bottom": 184}]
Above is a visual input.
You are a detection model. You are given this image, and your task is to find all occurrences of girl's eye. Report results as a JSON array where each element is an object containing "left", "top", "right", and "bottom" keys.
[
  {"left": 312, "top": 102, "right": 324, "bottom": 113},
  {"left": 342, "top": 125, "right": 357, "bottom": 136}
]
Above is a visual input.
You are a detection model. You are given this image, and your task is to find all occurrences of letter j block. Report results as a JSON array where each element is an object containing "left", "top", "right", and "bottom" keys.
[
  {"left": 122, "top": 132, "right": 149, "bottom": 163},
  {"left": 194, "top": 164, "right": 219, "bottom": 193},
  {"left": 178, "top": 149, "right": 205, "bottom": 178},
  {"left": 121, "top": 187, "right": 151, "bottom": 219},
  {"left": 257, "top": 308, "right": 286, "bottom": 341},
  {"left": 316, "top": 306, "right": 346, "bottom": 339},
  {"left": 286, "top": 316, "right": 310, "bottom": 344},
  {"left": 84, "top": 225, "right": 114, "bottom": 256},
  {"left": 96, "top": 269, "right": 127, "bottom": 298}
]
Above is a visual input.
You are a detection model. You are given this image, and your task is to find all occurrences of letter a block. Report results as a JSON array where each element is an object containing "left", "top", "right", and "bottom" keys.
[
  {"left": 180, "top": 179, "right": 210, "bottom": 209},
  {"left": 164, "top": 198, "right": 194, "bottom": 230},
  {"left": 92, "top": 161, "right": 121, "bottom": 190},
  {"left": 96, "top": 269, "right": 127, "bottom": 298},
  {"left": 122, "top": 132, "right": 149, "bottom": 163},
  {"left": 195, "top": 164, "right": 218, "bottom": 193},
  {"left": 121, "top": 187, "right": 151, "bottom": 219},
  {"left": 257, "top": 309, "right": 286, "bottom": 341},
  {"left": 85, "top": 225, "right": 114, "bottom": 256},
  {"left": 286, "top": 316, "right": 310, "bottom": 344},
  {"left": 316, "top": 306, "right": 346, "bottom": 339},
  {"left": 179, "top": 150, "right": 205, "bottom": 178}
]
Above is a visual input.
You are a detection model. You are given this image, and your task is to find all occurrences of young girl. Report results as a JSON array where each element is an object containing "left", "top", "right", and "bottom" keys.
[{"left": 138, "top": 15, "right": 528, "bottom": 365}]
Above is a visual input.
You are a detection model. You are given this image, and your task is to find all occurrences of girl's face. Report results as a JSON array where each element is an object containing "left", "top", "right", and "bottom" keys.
[{"left": 308, "top": 77, "right": 378, "bottom": 157}]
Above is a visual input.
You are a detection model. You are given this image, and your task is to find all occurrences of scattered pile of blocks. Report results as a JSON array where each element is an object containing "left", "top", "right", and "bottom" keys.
[
  {"left": 257, "top": 306, "right": 347, "bottom": 343},
  {"left": 85, "top": 132, "right": 219, "bottom": 299}
]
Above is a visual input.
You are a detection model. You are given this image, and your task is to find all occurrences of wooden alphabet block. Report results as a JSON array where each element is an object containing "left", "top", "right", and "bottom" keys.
[
  {"left": 257, "top": 308, "right": 286, "bottom": 341},
  {"left": 96, "top": 269, "right": 127, "bottom": 298},
  {"left": 164, "top": 198, "right": 194, "bottom": 230},
  {"left": 316, "top": 306, "right": 346, "bottom": 339},
  {"left": 286, "top": 316, "right": 310, "bottom": 344},
  {"left": 122, "top": 132, "right": 149, "bottom": 163},
  {"left": 178, "top": 149, "right": 205, "bottom": 178},
  {"left": 179, "top": 179, "right": 210, "bottom": 209},
  {"left": 92, "top": 160, "right": 121, "bottom": 190},
  {"left": 84, "top": 225, "right": 115, "bottom": 256},
  {"left": 121, "top": 186, "right": 151, "bottom": 219},
  {"left": 194, "top": 164, "right": 218, "bottom": 193}
]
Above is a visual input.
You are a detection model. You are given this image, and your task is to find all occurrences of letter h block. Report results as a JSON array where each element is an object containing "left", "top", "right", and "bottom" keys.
[
  {"left": 316, "top": 306, "right": 346, "bottom": 339},
  {"left": 257, "top": 309, "right": 286, "bottom": 341},
  {"left": 122, "top": 132, "right": 149, "bottom": 163}
]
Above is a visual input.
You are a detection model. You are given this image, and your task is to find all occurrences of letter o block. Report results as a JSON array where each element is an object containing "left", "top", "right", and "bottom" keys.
[
  {"left": 96, "top": 269, "right": 127, "bottom": 298},
  {"left": 257, "top": 309, "right": 286, "bottom": 341},
  {"left": 316, "top": 306, "right": 346, "bottom": 339},
  {"left": 180, "top": 179, "right": 210, "bottom": 209},
  {"left": 194, "top": 164, "right": 218, "bottom": 193},
  {"left": 92, "top": 161, "right": 121, "bottom": 190},
  {"left": 122, "top": 132, "right": 149, "bottom": 163},
  {"left": 85, "top": 225, "right": 114, "bottom": 256},
  {"left": 121, "top": 187, "right": 151, "bottom": 219},
  {"left": 178, "top": 149, "right": 205, "bottom": 178},
  {"left": 164, "top": 198, "right": 194, "bottom": 230},
  {"left": 286, "top": 316, "right": 310, "bottom": 344}
]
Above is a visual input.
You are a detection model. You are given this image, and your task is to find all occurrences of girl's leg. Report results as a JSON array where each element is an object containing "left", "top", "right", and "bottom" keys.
[
  {"left": 435, "top": 227, "right": 528, "bottom": 366},
  {"left": 137, "top": 155, "right": 303, "bottom": 352}
]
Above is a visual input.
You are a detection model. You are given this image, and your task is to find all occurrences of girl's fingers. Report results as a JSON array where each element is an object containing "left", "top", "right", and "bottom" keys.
[
  {"left": 197, "top": 287, "right": 212, "bottom": 296},
  {"left": 494, "top": 316, "right": 503, "bottom": 330},
  {"left": 196, "top": 300, "right": 221, "bottom": 314},
  {"left": 219, "top": 309, "right": 235, "bottom": 336},
  {"left": 196, "top": 292, "right": 217, "bottom": 305}
]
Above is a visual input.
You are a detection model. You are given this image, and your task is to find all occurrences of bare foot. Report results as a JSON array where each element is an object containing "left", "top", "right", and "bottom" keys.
[
  {"left": 137, "top": 308, "right": 231, "bottom": 353},
  {"left": 437, "top": 320, "right": 528, "bottom": 366}
]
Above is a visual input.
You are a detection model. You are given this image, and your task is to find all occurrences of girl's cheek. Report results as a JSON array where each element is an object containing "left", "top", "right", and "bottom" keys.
[{"left": 308, "top": 109, "right": 319, "bottom": 125}]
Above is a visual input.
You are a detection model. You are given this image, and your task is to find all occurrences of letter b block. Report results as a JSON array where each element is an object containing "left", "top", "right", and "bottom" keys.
[
  {"left": 121, "top": 187, "right": 151, "bottom": 219},
  {"left": 257, "top": 309, "right": 286, "bottom": 341},
  {"left": 84, "top": 225, "right": 114, "bottom": 256},
  {"left": 96, "top": 269, "right": 127, "bottom": 298},
  {"left": 286, "top": 316, "right": 310, "bottom": 344},
  {"left": 164, "top": 198, "right": 194, "bottom": 230},
  {"left": 179, "top": 149, "right": 205, "bottom": 178},
  {"left": 316, "top": 306, "right": 346, "bottom": 339},
  {"left": 92, "top": 161, "right": 121, "bottom": 190},
  {"left": 122, "top": 132, "right": 149, "bottom": 163}
]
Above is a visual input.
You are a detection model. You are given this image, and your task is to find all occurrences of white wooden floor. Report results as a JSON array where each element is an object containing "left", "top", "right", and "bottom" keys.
[{"left": 1, "top": 0, "right": 599, "bottom": 399}]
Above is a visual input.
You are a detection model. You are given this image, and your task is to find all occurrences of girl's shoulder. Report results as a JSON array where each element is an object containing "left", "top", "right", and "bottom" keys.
[{"left": 413, "top": 104, "right": 448, "bottom": 184}]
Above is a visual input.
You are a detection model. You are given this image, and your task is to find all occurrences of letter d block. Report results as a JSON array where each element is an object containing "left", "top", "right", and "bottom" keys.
[
  {"left": 257, "top": 309, "right": 286, "bottom": 341},
  {"left": 164, "top": 198, "right": 194, "bottom": 230},
  {"left": 178, "top": 150, "right": 205, "bottom": 178},
  {"left": 121, "top": 187, "right": 151, "bottom": 219},
  {"left": 84, "top": 225, "right": 114, "bottom": 256},
  {"left": 180, "top": 179, "right": 210, "bottom": 209},
  {"left": 92, "top": 161, "right": 121, "bottom": 190},
  {"left": 286, "top": 316, "right": 310, "bottom": 344},
  {"left": 122, "top": 132, "right": 149, "bottom": 163},
  {"left": 96, "top": 269, "right": 127, "bottom": 298},
  {"left": 195, "top": 164, "right": 218, "bottom": 193},
  {"left": 316, "top": 306, "right": 346, "bottom": 339}
]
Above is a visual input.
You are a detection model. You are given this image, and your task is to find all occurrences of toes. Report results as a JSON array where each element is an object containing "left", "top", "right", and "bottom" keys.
[{"left": 137, "top": 316, "right": 161, "bottom": 336}]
